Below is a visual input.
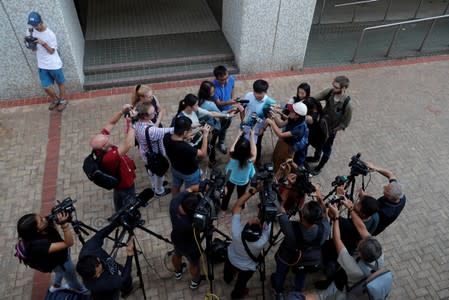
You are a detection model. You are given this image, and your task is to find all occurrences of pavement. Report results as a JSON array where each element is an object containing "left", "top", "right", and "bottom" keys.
[{"left": 2, "top": 55, "right": 449, "bottom": 299}]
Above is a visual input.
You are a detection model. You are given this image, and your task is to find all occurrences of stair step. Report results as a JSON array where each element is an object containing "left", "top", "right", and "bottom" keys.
[
  {"left": 83, "top": 62, "right": 238, "bottom": 90},
  {"left": 84, "top": 53, "right": 234, "bottom": 74}
]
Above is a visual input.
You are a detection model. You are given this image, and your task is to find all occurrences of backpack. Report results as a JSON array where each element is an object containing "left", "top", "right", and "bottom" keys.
[
  {"left": 83, "top": 150, "right": 119, "bottom": 190},
  {"left": 14, "top": 240, "right": 56, "bottom": 273},
  {"left": 347, "top": 261, "right": 393, "bottom": 300},
  {"left": 45, "top": 289, "right": 93, "bottom": 300},
  {"left": 144, "top": 125, "right": 170, "bottom": 177},
  {"left": 320, "top": 90, "right": 350, "bottom": 143},
  {"left": 291, "top": 121, "right": 309, "bottom": 153},
  {"left": 295, "top": 222, "right": 325, "bottom": 271}
]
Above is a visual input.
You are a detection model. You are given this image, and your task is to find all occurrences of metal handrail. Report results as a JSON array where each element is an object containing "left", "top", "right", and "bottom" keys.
[
  {"left": 335, "top": 0, "right": 379, "bottom": 22},
  {"left": 351, "top": 14, "right": 449, "bottom": 62}
]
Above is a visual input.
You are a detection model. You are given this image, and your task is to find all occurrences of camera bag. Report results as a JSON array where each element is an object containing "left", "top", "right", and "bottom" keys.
[
  {"left": 295, "top": 222, "right": 325, "bottom": 271},
  {"left": 83, "top": 150, "right": 119, "bottom": 190},
  {"left": 145, "top": 125, "right": 170, "bottom": 177},
  {"left": 14, "top": 239, "right": 58, "bottom": 273}
]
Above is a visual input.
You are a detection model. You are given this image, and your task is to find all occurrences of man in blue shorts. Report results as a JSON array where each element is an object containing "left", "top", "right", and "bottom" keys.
[{"left": 27, "top": 12, "right": 67, "bottom": 111}]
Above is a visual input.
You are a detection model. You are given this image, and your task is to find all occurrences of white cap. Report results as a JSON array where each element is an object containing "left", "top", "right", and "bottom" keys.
[{"left": 288, "top": 102, "right": 307, "bottom": 116}]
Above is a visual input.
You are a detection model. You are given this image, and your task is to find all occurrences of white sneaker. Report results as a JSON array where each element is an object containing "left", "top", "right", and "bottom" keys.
[{"left": 49, "top": 283, "right": 70, "bottom": 293}]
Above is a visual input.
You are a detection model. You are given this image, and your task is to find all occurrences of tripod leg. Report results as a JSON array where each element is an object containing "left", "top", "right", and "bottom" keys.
[{"left": 133, "top": 240, "right": 147, "bottom": 300}]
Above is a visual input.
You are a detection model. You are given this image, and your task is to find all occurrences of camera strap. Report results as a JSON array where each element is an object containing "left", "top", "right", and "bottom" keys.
[{"left": 241, "top": 233, "right": 262, "bottom": 263}]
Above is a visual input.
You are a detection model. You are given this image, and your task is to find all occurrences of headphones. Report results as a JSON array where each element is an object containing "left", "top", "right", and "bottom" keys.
[{"left": 242, "top": 223, "right": 262, "bottom": 242}]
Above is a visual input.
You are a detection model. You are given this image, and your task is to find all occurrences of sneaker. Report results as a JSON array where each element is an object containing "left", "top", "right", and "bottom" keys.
[
  {"left": 190, "top": 275, "right": 206, "bottom": 290},
  {"left": 218, "top": 143, "right": 227, "bottom": 154},
  {"left": 56, "top": 99, "right": 68, "bottom": 112},
  {"left": 155, "top": 187, "right": 171, "bottom": 197},
  {"left": 48, "top": 99, "right": 60, "bottom": 111},
  {"left": 49, "top": 283, "right": 70, "bottom": 293},
  {"left": 175, "top": 262, "right": 187, "bottom": 280},
  {"left": 310, "top": 167, "right": 322, "bottom": 176}
]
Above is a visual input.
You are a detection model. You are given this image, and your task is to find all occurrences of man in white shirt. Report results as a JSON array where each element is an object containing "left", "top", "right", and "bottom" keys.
[{"left": 26, "top": 12, "right": 67, "bottom": 111}]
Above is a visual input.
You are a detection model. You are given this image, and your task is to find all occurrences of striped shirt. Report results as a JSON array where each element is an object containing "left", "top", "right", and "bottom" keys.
[{"left": 135, "top": 121, "right": 173, "bottom": 164}]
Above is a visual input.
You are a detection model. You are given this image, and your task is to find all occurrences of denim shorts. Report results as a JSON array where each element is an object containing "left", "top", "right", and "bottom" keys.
[
  {"left": 171, "top": 167, "right": 200, "bottom": 189},
  {"left": 38, "top": 68, "right": 66, "bottom": 88}
]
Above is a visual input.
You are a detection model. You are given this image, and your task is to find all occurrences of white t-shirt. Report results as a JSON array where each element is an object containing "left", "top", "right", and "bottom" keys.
[{"left": 31, "top": 27, "right": 62, "bottom": 70}]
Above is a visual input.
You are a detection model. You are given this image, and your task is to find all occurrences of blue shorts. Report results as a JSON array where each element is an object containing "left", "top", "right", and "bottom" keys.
[
  {"left": 38, "top": 68, "right": 66, "bottom": 88},
  {"left": 171, "top": 167, "right": 200, "bottom": 190}
]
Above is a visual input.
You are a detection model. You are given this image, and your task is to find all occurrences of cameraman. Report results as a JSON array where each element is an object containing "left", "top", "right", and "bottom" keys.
[
  {"left": 89, "top": 105, "right": 137, "bottom": 211},
  {"left": 26, "top": 12, "right": 67, "bottom": 111},
  {"left": 223, "top": 185, "right": 271, "bottom": 299},
  {"left": 365, "top": 162, "right": 406, "bottom": 235},
  {"left": 16, "top": 212, "right": 87, "bottom": 293},
  {"left": 271, "top": 184, "right": 330, "bottom": 299},
  {"left": 169, "top": 185, "right": 205, "bottom": 289},
  {"left": 76, "top": 222, "right": 135, "bottom": 299}
]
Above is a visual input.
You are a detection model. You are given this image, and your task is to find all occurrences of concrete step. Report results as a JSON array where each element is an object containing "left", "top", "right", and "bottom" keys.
[{"left": 83, "top": 61, "right": 238, "bottom": 90}]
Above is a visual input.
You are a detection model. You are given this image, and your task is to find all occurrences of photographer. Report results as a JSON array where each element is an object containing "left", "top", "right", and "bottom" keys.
[
  {"left": 164, "top": 116, "right": 210, "bottom": 196},
  {"left": 25, "top": 12, "right": 67, "bottom": 112},
  {"left": 169, "top": 185, "right": 205, "bottom": 289},
  {"left": 315, "top": 204, "right": 385, "bottom": 300},
  {"left": 315, "top": 188, "right": 379, "bottom": 290},
  {"left": 271, "top": 184, "right": 330, "bottom": 299},
  {"left": 267, "top": 102, "right": 308, "bottom": 170},
  {"left": 89, "top": 105, "right": 137, "bottom": 211},
  {"left": 365, "top": 162, "right": 406, "bottom": 235},
  {"left": 135, "top": 101, "right": 173, "bottom": 197},
  {"left": 76, "top": 222, "right": 135, "bottom": 299},
  {"left": 16, "top": 212, "right": 87, "bottom": 293},
  {"left": 223, "top": 185, "right": 271, "bottom": 299}
]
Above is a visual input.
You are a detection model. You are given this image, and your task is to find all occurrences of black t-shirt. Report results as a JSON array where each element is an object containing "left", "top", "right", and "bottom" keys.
[
  {"left": 163, "top": 133, "right": 198, "bottom": 174},
  {"left": 374, "top": 179, "right": 406, "bottom": 235},
  {"left": 169, "top": 192, "right": 199, "bottom": 256},
  {"left": 78, "top": 223, "right": 133, "bottom": 300},
  {"left": 27, "top": 226, "right": 68, "bottom": 272}
]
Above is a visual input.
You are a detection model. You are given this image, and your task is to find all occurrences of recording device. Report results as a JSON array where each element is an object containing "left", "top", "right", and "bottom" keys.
[
  {"left": 46, "top": 197, "right": 77, "bottom": 224},
  {"left": 293, "top": 168, "right": 316, "bottom": 195},
  {"left": 123, "top": 107, "right": 139, "bottom": 124},
  {"left": 349, "top": 153, "right": 369, "bottom": 176},
  {"left": 253, "top": 163, "right": 279, "bottom": 223},
  {"left": 24, "top": 28, "right": 38, "bottom": 50},
  {"left": 240, "top": 112, "right": 262, "bottom": 130},
  {"left": 193, "top": 169, "right": 227, "bottom": 231},
  {"left": 235, "top": 98, "right": 250, "bottom": 105},
  {"left": 332, "top": 175, "right": 349, "bottom": 187},
  {"left": 324, "top": 194, "right": 344, "bottom": 207},
  {"left": 107, "top": 188, "right": 154, "bottom": 230}
]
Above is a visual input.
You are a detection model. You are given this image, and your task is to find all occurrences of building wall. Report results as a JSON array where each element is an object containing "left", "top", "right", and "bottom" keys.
[
  {"left": 223, "top": 0, "right": 316, "bottom": 73},
  {"left": 0, "top": 0, "right": 84, "bottom": 100}
]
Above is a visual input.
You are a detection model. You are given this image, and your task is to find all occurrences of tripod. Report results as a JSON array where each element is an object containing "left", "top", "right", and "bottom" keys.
[
  {"left": 71, "top": 218, "right": 173, "bottom": 300},
  {"left": 199, "top": 223, "right": 231, "bottom": 299}
]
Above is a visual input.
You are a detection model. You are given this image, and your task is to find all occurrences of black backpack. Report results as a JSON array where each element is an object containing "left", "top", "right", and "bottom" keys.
[
  {"left": 45, "top": 289, "right": 93, "bottom": 300},
  {"left": 83, "top": 150, "right": 119, "bottom": 190},
  {"left": 295, "top": 222, "right": 325, "bottom": 271},
  {"left": 144, "top": 125, "right": 170, "bottom": 177}
]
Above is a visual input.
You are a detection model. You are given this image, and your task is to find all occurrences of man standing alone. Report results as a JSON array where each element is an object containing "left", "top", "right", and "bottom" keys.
[{"left": 26, "top": 12, "right": 67, "bottom": 111}]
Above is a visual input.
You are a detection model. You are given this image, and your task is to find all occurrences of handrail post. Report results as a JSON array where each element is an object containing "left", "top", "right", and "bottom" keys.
[
  {"left": 413, "top": 0, "right": 424, "bottom": 19},
  {"left": 418, "top": 19, "right": 437, "bottom": 51},
  {"left": 444, "top": 2, "right": 449, "bottom": 14},
  {"left": 351, "top": 29, "right": 366, "bottom": 62},
  {"left": 352, "top": 5, "right": 358, "bottom": 23},
  {"left": 386, "top": 24, "right": 402, "bottom": 57},
  {"left": 318, "top": 0, "right": 327, "bottom": 24},
  {"left": 383, "top": 0, "right": 392, "bottom": 21}
]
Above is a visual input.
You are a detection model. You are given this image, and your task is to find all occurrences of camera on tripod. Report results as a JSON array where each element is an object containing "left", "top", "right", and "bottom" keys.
[
  {"left": 46, "top": 197, "right": 77, "bottom": 224},
  {"left": 349, "top": 153, "right": 369, "bottom": 176},
  {"left": 24, "top": 28, "right": 38, "bottom": 50},
  {"left": 252, "top": 163, "right": 279, "bottom": 223},
  {"left": 107, "top": 188, "right": 154, "bottom": 230},
  {"left": 193, "top": 169, "right": 227, "bottom": 231}
]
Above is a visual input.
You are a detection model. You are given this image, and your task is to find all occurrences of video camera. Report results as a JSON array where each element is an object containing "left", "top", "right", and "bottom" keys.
[
  {"left": 107, "top": 188, "right": 154, "bottom": 230},
  {"left": 46, "top": 197, "right": 77, "bottom": 224},
  {"left": 324, "top": 194, "right": 344, "bottom": 207},
  {"left": 24, "top": 28, "right": 38, "bottom": 50},
  {"left": 193, "top": 169, "right": 227, "bottom": 231},
  {"left": 253, "top": 163, "right": 279, "bottom": 223},
  {"left": 349, "top": 153, "right": 369, "bottom": 176}
]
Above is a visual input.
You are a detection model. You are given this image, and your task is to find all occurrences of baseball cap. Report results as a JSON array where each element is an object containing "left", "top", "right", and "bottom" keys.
[
  {"left": 28, "top": 12, "right": 42, "bottom": 26},
  {"left": 287, "top": 102, "right": 307, "bottom": 116}
]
